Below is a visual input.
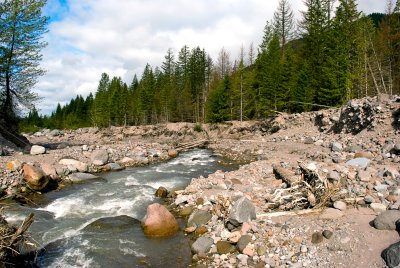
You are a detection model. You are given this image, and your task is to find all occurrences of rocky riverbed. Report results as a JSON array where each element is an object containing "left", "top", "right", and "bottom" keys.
[{"left": 0, "top": 94, "right": 400, "bottom": 267}]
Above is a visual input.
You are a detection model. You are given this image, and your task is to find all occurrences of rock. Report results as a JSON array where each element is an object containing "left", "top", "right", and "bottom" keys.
[
  {"left": 49, "top": 129, "right": 62, "bottom": 137},
  {"left": 23, "top": 164, "right": 49, "bottom": 191},
  {"left": 155, "top": 186, "right": 169, "bottom": 198},
  {"left": 6, "top": 160, "right": 22, "bottom": 171},
  {"left": 242, "top": 245, "right": 255, "bottom": 256},
  {"left": 354, "top": 151, "right": 373, "bottom": 159},
  {"left": 373, "top": 210, "right": 400, "bottom": 230},
  {"left": 382, "top": 241, "right": 400, "bottom": 268},
  {"left": 392, "top": 144, "right": 400, "bottom": 155},
  {"left": 179, "top": 206, "right": 193, "bottom": 217},
  {"left": 357, "top": 170, "right": 372, "bottom": 182},
  {"left": 301, "top": 245, "right": 308, "bottom": 253},
  {"left": 188, "top": 210, "right": 212, "bottom": 227},
  {"left": 304, "top": 137, "right": 314, "bottom": 144},
  {"left": 141, "top": 203, "right": 179, "bottom": 237},
  {"left": 331, "top": 142, "right": 343, "bottom": 152},
  {"left": 320, "top": 208, "right": 344, "bottom": 219},
  {"left": 237, "top": 235, "right": 252, "bottom": 253},
  {"left": 82, "top": 145, "right": 89, "bottom": 151},
  {"left": 216, "top": 241, "right": 236, "bottom": 254},
  {"left": 68, "top": 173, "right": 99, "bottom": 183},
  {"left": 195, "top": 226, "right": 208, "bottom": 235},
  {"left": 228, "top": 231, "right": 241, "bottom": 243},
  {"left": 333, "top": 201, "right": 347, "bottom": 211},
  {"left": 83, "top": 215, "right": 140, "bottom": 233},
  {"left": 30, "top": 145, "right": 46, "bottom": 155},
  {"left": 119, "top": 157, "right": 135, "bottom": 166},
  {"left": 346, "top": 158, "right": 371, "bottom": 169},
  {"left": 228, "top": 197, "right": 256, "bottom": 226},
  {"left": 191, "top": 237, "right": 214, "bottom": 254},
  {"left": 168, "top": 149, "right": 178, "bottom": 158},
  {"left": 327, "top": 171, "right": 341, "bottom": 182},
  {"left": 41, "top": 163, "right": 58, "bottom": 179},
  {"left": 370, "top": 203, "right": 387, "bottom": 213},
  {"left": 105, "top": 163, "right": 124, "bottom": 171},
  {"left": 59, "top": 159, "right": 88, "bottom": 172},
  {"left": 364, "top": 195, "right": 375, "bottom": 204},
  {"left": 322, "top": 230, "right": 333, "bottom": 239},
  {"left": 91, "top": 149, "right": 109, "bottom": 166},
  {"left": 311, "top": 232, "right": 323, "bottom": 244}
]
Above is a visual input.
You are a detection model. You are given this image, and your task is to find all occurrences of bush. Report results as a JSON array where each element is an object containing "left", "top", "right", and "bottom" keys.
[{"left": 194, "top": 123, "right": 203, "bottom": 132}]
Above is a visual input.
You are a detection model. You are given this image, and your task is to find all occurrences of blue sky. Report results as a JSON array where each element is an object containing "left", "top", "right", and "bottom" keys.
[{"left": 36, "top": 0, "right": 389, "bottom": 115}]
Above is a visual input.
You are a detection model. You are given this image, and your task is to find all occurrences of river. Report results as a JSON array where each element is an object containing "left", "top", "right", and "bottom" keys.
[{"left": 4, "top": 149, "right": 234, "bottom": 267}]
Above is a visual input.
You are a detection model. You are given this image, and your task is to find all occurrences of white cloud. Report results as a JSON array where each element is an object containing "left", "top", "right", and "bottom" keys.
[{"left": 35, "top": 0, "right": 387, "bottom": 115}]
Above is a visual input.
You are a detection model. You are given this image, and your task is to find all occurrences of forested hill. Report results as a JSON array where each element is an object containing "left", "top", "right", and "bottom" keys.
[{"left": 20, "top": 1, "right": 400, "bottom": 132}]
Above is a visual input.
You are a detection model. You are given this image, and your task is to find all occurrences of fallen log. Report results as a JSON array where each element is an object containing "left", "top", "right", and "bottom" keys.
[
  {"left": 175, "top": 140, "right": 209, "bottom": 152},
  {"left": 272, "top": 165, "right": 298, "bottom": 186}
]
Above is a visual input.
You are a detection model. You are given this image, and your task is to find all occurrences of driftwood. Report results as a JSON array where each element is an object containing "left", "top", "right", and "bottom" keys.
[
  {"left": 175, "top": 140, "right": 209, "bottom": 152},
  {"left": 266, "top": 162, "right": 330, "bottom": 211},
  {"left": 0, "top": 213, "right": 34, "bottom": 262}
]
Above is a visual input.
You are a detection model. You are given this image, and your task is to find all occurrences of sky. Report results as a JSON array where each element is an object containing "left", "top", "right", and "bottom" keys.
[{"left": 36, "top": 0, "right": 388, "bottom": 115}]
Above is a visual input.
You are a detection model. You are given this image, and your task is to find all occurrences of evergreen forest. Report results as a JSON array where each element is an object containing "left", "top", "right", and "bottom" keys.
[{"left": 20, "top": 0, "right": 400, "bottom": 132}]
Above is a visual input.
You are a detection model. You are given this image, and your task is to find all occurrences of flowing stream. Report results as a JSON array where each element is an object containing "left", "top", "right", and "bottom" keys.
[{"left": 4, "top": 149, "right": 234, "bottom": 267}]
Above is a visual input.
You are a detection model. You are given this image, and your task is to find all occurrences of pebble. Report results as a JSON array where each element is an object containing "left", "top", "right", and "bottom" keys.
[
  {"left": 333, "top": 201, "right": 347, "bottom": 211},
  {"left": 322, "top": 230, "right": 333, "bottom": 239},
  {"left": 311, "top": 232, "right": 324, "bottom": 244}
]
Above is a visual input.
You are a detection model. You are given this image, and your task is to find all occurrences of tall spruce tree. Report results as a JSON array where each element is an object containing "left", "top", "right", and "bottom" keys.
[{"left": 273, "top": 0, "right": 295, "bottom": 55}]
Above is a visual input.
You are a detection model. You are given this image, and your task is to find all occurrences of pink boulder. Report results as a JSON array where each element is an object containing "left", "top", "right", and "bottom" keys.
[
  {"left": 141, "top": 203, "right": 179, "bottom": 237},
  {"left": 23, "top": 164, "right": 49, "bottom": 191}
]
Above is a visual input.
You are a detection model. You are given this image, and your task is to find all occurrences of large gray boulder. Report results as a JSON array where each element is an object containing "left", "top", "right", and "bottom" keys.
[
  {"left": 191, "top": 237, "right": 214, "bottom": 254},
  {"left": 59, "top": 158, "right": 88, "bottom": 172},
  {"left": 68, "top": 172, "right": 99, "bottom": 183},
  {"left": 373, "top": 210, "right": 400, "bottom": 230},
  {"left": 382, "top": 241, "right": 400, "bottom": 268},
  {"left": 228, "top": 197, "right": 256, "bottom": 226}
]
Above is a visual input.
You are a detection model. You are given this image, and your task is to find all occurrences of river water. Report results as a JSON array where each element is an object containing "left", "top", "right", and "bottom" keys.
[{"left": 4, "top": 149, "right": 233, "bottom": 267}]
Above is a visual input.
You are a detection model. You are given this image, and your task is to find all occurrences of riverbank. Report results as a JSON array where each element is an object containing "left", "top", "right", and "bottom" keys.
[{"left": 0, "top": 95, "right": 399, "bottom": 267}]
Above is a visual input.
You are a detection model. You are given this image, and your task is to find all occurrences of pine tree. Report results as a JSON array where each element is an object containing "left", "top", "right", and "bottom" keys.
[
  {"left": 207, "top": 75, "right": 230, "bottom": 123},
  {"left": 0, "top": 0, "right": 48, "bottom": 128},
  {"left": 92, "top": 73, "right": 110, "bottom": 127},
  {"left": 273, "top": 0, "right": 295, "bottom": 55}
]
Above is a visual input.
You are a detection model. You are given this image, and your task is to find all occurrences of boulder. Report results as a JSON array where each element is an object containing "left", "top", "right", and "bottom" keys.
[
  {"left": 382, "top": 241, "right": 400, "bottom": 268},
  {"left": 23, "top": 164, "right": 49, "bottom": 191},
  {"left": 141, "top": 203, "right": 179, "bottom": 237},
  {"left": 333, "top": 201, "right": 347, "bottom": 211},
  {"left": 331, "top": 142, "right": 343, "bottom": 152},
  {"left": 373, "top": 210, "right": 400, "bottom": 230},
  {"left": 370, "top": 203, "right": 387, "bottom": 213},
  {"left": 91, "top": 149, "right": 109, "bottom": 166},
  {"left": 68, "top": 173, "right": 99, "bottom": 183},
  {"left": 105, "top": 163, "right": 124, "bottom": 171},
  {"left": 30, "top": 145, "right": 46, "bottom": 155},
  {"left": 41, "top": 163, "right": 58, "bottom": 180},
  {"left": 346, "top": 158, "right": 371, "bottom": 169},
  {"left": 237, "top": 235, "right": 252, "bottom": 253},
  {"left": 59, "top": 158, "right": 88, "bottom": 172},
  {"left": 228, "top": 197, "right": 256, "bottom": 226},
  {"left": 168, "top": 149, "right": 178, "bottom": 158},
  {"left": 216, "top": 241, "right": 236, "bottom": 254},
  {"left": 155, "top": 186, "right": 169, "bottom": 198},
  {"left": 187, "top": 210, "right": 212, "bottom": 227},
  {"left": 191, "top": 237, "right": 213, "bottom": 254}
]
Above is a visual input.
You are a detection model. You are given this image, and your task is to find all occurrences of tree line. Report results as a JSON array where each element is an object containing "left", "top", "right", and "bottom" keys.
[{"left": 19, "top": 0, "right": 400, "bottom": 132}]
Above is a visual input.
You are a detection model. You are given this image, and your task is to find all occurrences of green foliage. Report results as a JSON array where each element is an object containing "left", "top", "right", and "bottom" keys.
[
  {"left": 207, "top": 76, "right": 230, "bottom": 123},
  {"left": 193, "top": 123, "right": 203, "bottom": 132}
]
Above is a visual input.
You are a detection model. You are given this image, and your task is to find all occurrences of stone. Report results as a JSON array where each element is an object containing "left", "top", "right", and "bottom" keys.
[
  {"left": 7, "top": 160, "right": 22, "bottom": 171},
  {"left": 327, "top": 171, "right": 340, "bottom": 182},
  {"left": 185, "top": 226, "right": 196, "bottom": 233},
  {"left": 228, "top": 197, "right": 256, "bottom": 226},
  {"left": 105, "top": 163, "right": 124, "bottom": 171},
  {"left": 357, "top": 170, "right": 372, "bottom": 182},
  {"left": 155, "top": 186, "right": 169, "bottom": 198},
  {"left": 228, "top": 231, "right": 241, "bottom": 243},
  {"left": 364, "top": 195, "right": 375, "bottom": 204},
  {"left": 301, "top": 245, "right": 308, "bottom": 253},
  {"left": 41, "top": 163, "right": 58, "bottom": 179},
  {"left": 373, "top": 210, "right": 400, "bottom": 230},
  {"left": 30, "top": 145, "right": 46, "bottom": 155},
  {"left": 320, "top": 208, "right": 344, "bottom": 219},
  {"left": 311, "top": 232, "right": 323, "bottom": 244},
  {"left": 59, "top": 159, "right": 88, "bottom": 172},
  {"left": 168, "top": 149, "right": 178, "bottom": 158},
  {"left": 192, "top": 237, "right": 213, "bottom": 254},
  {"left": 23, "top": 164, "right": 49, "bottom": 191},
  {"left": 370, "top": 203, "right": 387, "bottom": 213},
  {"left": 382, "top": 241, "right": 400, "bottom": 268},
  {"left": 237, "top": 235, "right": 252, "bottom": 253},
  {"left": 195, "top": 226, "right": 208, "bottom": 235},
  {"left": 331, "top": 142, "right": 343, "bottom": 152},
  {"left": 242, "top": 245, "right": 255, "bottom": 256},
  {"left": 68, "top": 173, "right": 99, "bottom": 183},
  {"left": 216, "top": 241, "right": 236, "bottom": 254},
  {"left": 333, "top": 201, "right": 347, "bottom": 211},
  {"left": 179, "top": 206, "right": 193, "bottom": 217},
  {"left": 91, "top": 149, "right": 109, "bottom": 166},
  {"left": 141, "top": 203, "right": 179, "bottom": 237},
  {"left": 293, "top": 236, "right": 303, "bottom": 244},
  {"left": 346, "top": 158, "right": 371, "bottom": 169},
  {"left": 304, "top": 137, "right": 314, "bottom": 144},
  {"left": 374, "top": 184, "right": 389, "bottom": 192},
  {"left": 82, "top": 145, "right": 89, "bottom": 151},
  {"left": 322, "top": 230, "right": 333, "bottom": 239},
  {"left": 354, "top": 151, "right": 373, "bottom": 159},
  {"left": 187, "top": 210, "right": 212, "bottom": 227},
  {"left": 119, "top": 157, "right": 135, "bottom": 166}
]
